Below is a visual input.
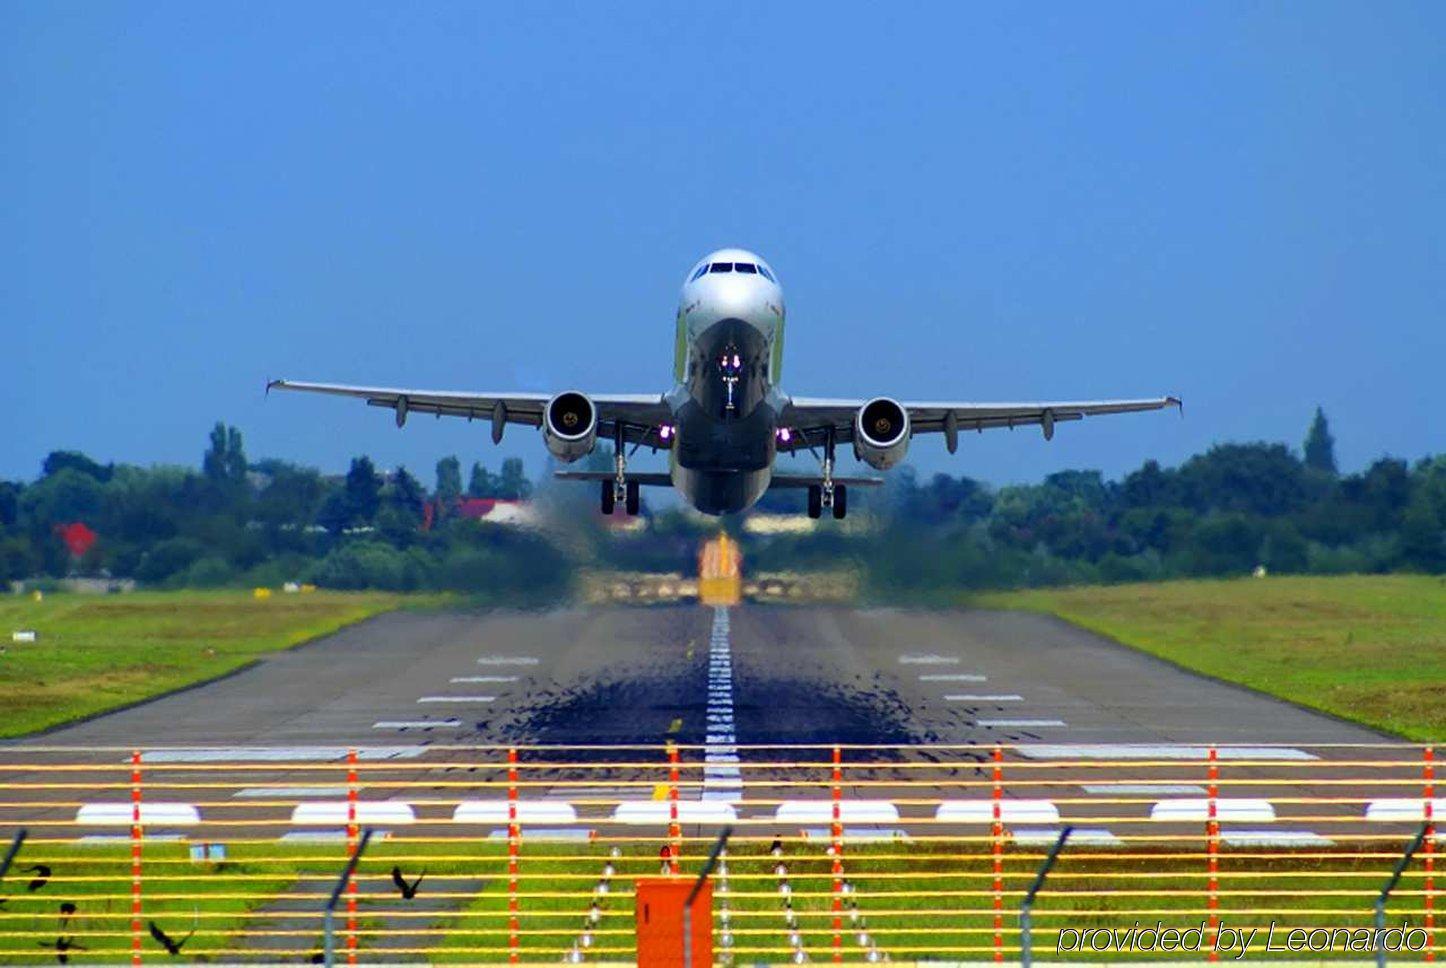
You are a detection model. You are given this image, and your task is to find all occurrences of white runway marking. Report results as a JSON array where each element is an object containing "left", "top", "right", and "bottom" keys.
[
  {"left": 978, "top": 719, "right": 1066, "bottom": 727},
  {"left": 919, "top": 674, "right": 987, "bottom": 682},
  {"left": 454, "top": 800, "right": 579, "bottom": 824},
  {"left": 775, "top": 800, "right": 901, "bottom": 824},
  {"left": 1018, "top": 744, "right": 1317, "bottom": 760},
  {"left": 235, "top": 786, "right": 348, "bottom": 798},
  {"left": 945, "top": 694, "right": 1023, "bottom": 702},
  {"left": 899, "top": 654, "right": 959, "bottom": 665},
  {"left": 703, "top": 606, "right": 742, "bottom": 802},
  {"left": 417, "top": 696, "right": 496, "bottom": 703},
  {"left": 477, "top": 656, "right": 540, "bottom": 666},
  {"left": 1082, "top": 783, "right": 1208, "bottom": 795},
  {"left": 292, "top": 801, "right": 416, "bottom": 825},
  {"left": 935, "top": 800, "right": 1059, "bottom": 824},
  {"left": 140, "top": 746, "right": 424, "bottom": 762},
  {"left": 1364, "top": 798, "right": 1446, "bottom": 821},
  {"left": 1012, "top": 828, "right": 1123, "bottom": 847},
  {"left": 76, "top": 803, "right": 201, "bottom": 825},
  {"left": 450, "top": 675, "right": 520, "bottom": 683},
  {"left": 1149, "top": 798, "right": 1276, "bottom": 822},
  {"left": 1220, "top": 830, "right": 1333, "bottom": 847},
  {"left": 372, "top": 720, "right": 463, "bottom": 729}
]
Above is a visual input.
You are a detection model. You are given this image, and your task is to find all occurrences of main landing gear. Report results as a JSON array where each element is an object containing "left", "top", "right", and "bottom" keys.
[
  {"left": 600, "top": 424, "right": 641, "bottom": 516},
  {"left": 805, "top": 429, "right": 848, "bottom": 520}
]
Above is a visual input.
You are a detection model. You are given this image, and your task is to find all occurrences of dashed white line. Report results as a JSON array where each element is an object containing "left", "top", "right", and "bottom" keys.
[
  {"left": 477, "top": 656, "right": 540, "bottom": 666},
  {"left": 417, "top": 696, "right": 496, "bottom": 703},
  {"left": 372, "top": 720, "right": 463, "bottom": 729},
  {"left": 919, "top": 674, "right": 987, "bottom": 682},
  {"left": 977, "top": 719, "right": 1067, "bottom": 727},
  {"left": 899, "top": 654, "right": 959, "bottom": 665},
  {"left": 703, "top": 606, "right": 742, "bottom": 802},
  {"left": 450, "top": 676, "right": 520, "bottom": 684}
]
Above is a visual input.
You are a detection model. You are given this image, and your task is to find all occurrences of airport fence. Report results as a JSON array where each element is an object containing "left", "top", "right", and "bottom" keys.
[{"left": 0, "top": 742, "right": 1438, "bottom": 964}]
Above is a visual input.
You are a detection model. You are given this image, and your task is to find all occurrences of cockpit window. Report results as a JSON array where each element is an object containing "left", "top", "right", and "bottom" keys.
[
  {"left": 690, "top": 264, "right": 709, "bottom": 281},
  {"left": 735, "top": 262, "right": 757, "bottom": 274},
  {"left": 757, "top": 265, "right": 776, "bottom": 282},
  {"left": 709, "top": 262, "right": 732, "bottom": 273}
]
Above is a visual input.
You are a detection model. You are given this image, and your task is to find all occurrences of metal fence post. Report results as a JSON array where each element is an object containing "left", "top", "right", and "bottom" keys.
[
  {"left": 1019, "top": 826, "right": 1072, "bottom": 968},
  {"left": 324, "top": 827, "right": 373, "bottom": 968},
  {"left": 682, "top": 825, "right": 733, "bottom": 968},
  {"left": 507, "top": 747, "right": 520, "bottom": 964},
  {"left": 345, "top": 749, "right": 358, "bottom": 966},
  {"left": 992, "top": 745, "right": 1004, "bottom": 963},
  {"left": 831, "top": 745, "right": 843, "bottom": 964},
  {"left": 668, "top": 741, "right": 681, "bottom": 873},
  {"left": 1426, "top": 746, "right": 1436, "bottom": 963},
  {"left": 1376, "top": 823, "right": 1430, "bottom": 968},
  {"left": 1206, "top": 745, "right": 1220, "bottom": 963},
  {"left": 0, "top": 829, "right": 27, "bottom": 880}
]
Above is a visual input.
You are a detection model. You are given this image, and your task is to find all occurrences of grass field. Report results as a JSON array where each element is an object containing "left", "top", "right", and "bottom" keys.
[
  {"left": 0, "top": 590, "right": 439, "bottom": 738},
  {"left": 973, "top": 574, "right": 1446, "bottom": 742}
]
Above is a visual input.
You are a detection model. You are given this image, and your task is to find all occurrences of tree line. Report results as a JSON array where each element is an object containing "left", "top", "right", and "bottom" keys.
[
  {"left": 4, "top": 408, "right": 1445, "bottom": 595},
  {"left": 0, "top": 424, "right": 565, "bottom": 598}
]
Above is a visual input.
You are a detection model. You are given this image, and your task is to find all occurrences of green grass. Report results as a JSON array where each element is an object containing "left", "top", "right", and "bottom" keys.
[
  {"left": 972, "top": 574, "right": 1446, "bottom": 742},
  {"left": 0, "top": 589, "right": 441, "bottom": 738}
]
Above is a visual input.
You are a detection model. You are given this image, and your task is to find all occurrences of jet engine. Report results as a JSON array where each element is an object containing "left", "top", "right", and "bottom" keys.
[
  {"left": 542, "top": 391, "right": 598, "bottom": 462},
  {"left": 852, "top": 397, "right": 910, "bottom": 470}
]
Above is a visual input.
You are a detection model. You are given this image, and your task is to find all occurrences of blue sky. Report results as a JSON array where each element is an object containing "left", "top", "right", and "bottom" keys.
[{"left": 5, "top": 2, "right": 1443, "bottom": 487}]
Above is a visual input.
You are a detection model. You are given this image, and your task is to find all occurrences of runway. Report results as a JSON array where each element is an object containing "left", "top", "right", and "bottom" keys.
[{"left": 25, "top": 603, "right": 1383, "bottom": 750}]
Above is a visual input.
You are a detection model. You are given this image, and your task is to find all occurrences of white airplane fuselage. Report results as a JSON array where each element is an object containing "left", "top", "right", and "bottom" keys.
[{"left": 667, "top": 248, "right": 788, "bottom": 514}]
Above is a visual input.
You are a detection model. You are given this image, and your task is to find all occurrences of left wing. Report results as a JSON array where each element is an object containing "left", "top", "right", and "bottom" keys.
[
  {"left": 266, "top": 380, "right": 671, "bottom": 447},
  {"left": 780, "top": 395, "right": 1180, "bottom": 451}
]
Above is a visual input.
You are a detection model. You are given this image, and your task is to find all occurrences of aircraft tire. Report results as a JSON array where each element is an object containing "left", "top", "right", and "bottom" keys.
[
  {"left": 833, "top": 484, "right": 848, "bottom": 520},
  {"left": 601, "top": 481, "right": 615, "bottom": 515},
  {"left": 625, "top": 481, "right": 640, "bottom": 516},
  {"left": 807, "top": 485, "right": 822, "bottom": 519}
]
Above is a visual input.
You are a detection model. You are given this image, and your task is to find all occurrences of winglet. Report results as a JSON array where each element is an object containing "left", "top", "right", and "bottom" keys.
[{"left": 1169, "top": 395, "right": 1184, "bottom": 417}]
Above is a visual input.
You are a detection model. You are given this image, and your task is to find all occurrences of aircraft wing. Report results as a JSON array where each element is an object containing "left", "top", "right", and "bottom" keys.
[
  {"left": 266, "top": 380, "right": 672, "bottom": 446},
  {"left": 780, "top": 395, "right": 1181, "bottom": 449}
]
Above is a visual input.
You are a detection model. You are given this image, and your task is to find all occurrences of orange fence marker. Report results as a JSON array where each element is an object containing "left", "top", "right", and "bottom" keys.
[
  {"left": 1427, "top": 745, "right": 1436, "bottom": 963},
  {"left": 992, "top": 745, "right": 1003, "bottom": 963},
  {"left": 831, "top": 745, "right": 843, "bottom": 963},
  {"left": 508, "top": 747, "right": 520, "bottom": 963},
  {"left": 345, "top": 748, "right": 358, "bottom": 966},
  {"left": 668, "top": 742, "right": 681, "bottom": 873},
  {"left": 130, "top": 750, "right": 142, "bottom": 967},
  {"left": 1206, "top": 745, "right": 1219, "bottom": 963}
]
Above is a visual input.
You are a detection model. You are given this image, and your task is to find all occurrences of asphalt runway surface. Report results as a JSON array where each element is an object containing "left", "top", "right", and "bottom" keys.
[{"left": 22, "top": 603, "right": 1383, "bottom": 750}]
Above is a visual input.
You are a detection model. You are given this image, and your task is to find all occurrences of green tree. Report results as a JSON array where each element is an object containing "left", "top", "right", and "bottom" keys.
[
  {"left": 435, "top": 456, "right": 463, "bottom": 504},
  {"left": 497, "top": 458, "right": 532, "bottom": 500},
  {"left": 1303, "top": 407, "right": 1337, "bottom": 475},
  {"left": 41, "top": 450, "right": 113, "bottom": 483},
  {"left": 203, "top": 422, "right": 248, "bottom": 485},
  {"left": 343, "top": 457, "right": 383, "bottom": 525},
  {"left": 468, "top": 462, "right": 498, "bottom": 498}
]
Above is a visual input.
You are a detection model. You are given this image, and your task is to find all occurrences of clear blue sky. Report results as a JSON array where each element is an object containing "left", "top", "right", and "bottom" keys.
[{"left": 5, "top": 3, "right": 1443, "bottom": 487}]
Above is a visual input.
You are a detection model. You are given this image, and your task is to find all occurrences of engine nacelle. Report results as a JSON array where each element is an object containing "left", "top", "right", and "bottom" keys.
[
  {"left": 541, "top": 391, "right": 598, "bottom": 463},
  {"left": 852, "top": 397, "right": 910, "bottom": 470}
]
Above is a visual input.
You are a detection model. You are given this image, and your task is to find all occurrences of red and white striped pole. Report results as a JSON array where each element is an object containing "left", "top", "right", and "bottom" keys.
[
  {"left": 1207, "top": 746, "right": 1219, "bottom": 963},
  {"left": 668, "top": 742, "right": 681, "bottom": 873},
  {"left": 831, "top": 745, "right": 843, "bottom": 963},
  {"left": 131, "top": 750, "right": 142, "bottom": 967},
  {"left": 508, "top": 747, "right": 520, "bottom": 964},
  {"left": 1425, "top": 745, "right": 1436, "bottom": 963},
  {"left": 992, "top": 745, "right": 1004, "bottom": 963},
  {"left": 346, "top": 748, "right": 358, "bottom": 965}
]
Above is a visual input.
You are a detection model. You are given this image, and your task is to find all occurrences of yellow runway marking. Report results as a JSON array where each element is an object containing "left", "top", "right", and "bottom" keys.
[
  {"left": 667, "top": 717, "right": 683, "bottom": 734},
  {"left": 651, "top": 783, "right": 669, "bottom": 801}
]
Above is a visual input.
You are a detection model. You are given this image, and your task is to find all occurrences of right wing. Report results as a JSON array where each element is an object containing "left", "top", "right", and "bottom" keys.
[{"left": 266, "top": 380, "right": 671, "bottom": 446}]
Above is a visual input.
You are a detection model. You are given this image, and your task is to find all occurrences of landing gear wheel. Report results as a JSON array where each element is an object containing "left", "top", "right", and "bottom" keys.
[
  {"left": 832, "top": 484, "right": 848, "bottom": 520},
  {"left": 807, "top": 485, "right": 822, "bottom": 519},
  {"left": 600, "top": 480, "right": 615, "bottom": 515},
  {"left": 625, "top": 481, "right": 640, "bottom": 516}
]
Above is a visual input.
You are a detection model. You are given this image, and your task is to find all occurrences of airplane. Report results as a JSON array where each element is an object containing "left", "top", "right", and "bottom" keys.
[{"left": 269, "top": 248, "right": 1179, "bottom": 519}]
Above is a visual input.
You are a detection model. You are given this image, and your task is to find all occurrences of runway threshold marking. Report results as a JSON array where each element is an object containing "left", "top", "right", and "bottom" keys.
[
  {"left": 702, "top": 606, "right": 742, "bottom": 802},
  {"left": 1017, "top": 744, "right": 1318, "bottom": 761}
]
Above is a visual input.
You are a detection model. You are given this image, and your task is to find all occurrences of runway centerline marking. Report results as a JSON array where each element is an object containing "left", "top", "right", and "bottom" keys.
[
  {"left": 477, "top": 656, "right": 540, "bottom": 666},
  {"left": 977, "top": 719, "right": 1067, "bottom": 727},
  {"left": 418, "top": 696, "right": 497, "bottom": 703},
  {"left": 450, "top": 676, "right": 520, "bottom": 684},
  {"left": 919, "top": 674, "right": 987, "bottom": 682},
  {"left": 373, "top": 720, "right": 463, "bottom": 729},
  {"left": 899, "top": 654, "right": 959, "bottom": 665},
  {"left": 702, "top": 606, "right": 742, "bottom": 803}
]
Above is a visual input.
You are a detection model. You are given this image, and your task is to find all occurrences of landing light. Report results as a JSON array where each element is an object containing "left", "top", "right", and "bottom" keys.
[
  {"left": 777, "top": 427, "right": 792, "bottom": 443},
  {"left": 659, "top": 424, "right": 673, "bottom": 440}
]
